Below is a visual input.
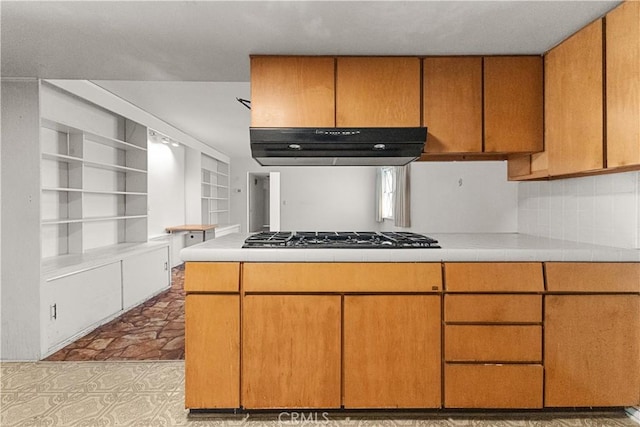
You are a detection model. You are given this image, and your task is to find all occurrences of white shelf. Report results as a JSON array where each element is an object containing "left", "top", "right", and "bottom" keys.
[
  {"left": 42, "top": 215, "right": 147, "bottom": 225},
  {"left": 42, "top": 152, "right": 147, "bottom": 174},
  {"left": 41, "top": 118, "right": 147, "bottom": 153},
  {"left": 201, "top": 182, "right": 228, "bottom": 189},
  {"left": 42, "top": 187, "right": 147, "bottom": 196},
  {"left": 201, "top": 154, "right": 230, "bottom": 226},
  {"left": 42, "top": 152, "right": 82, "bottom": 164}
]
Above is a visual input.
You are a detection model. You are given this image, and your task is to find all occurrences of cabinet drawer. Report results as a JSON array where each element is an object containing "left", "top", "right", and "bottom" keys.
[
  {"left": 546, "top": 263, "right": 640, "bottom": 293},
  {"left": 243, "top": 263, "right": 442, "bottom": 292},
  {"left": 445, "top": 325, "right": 541, "bottom": 362},
  {"left": 444, "top": 364, "right": 543, "bottom": 408},
  {"left": 185, "top": 262, "right": 240, "bottom": 292},
  {"left": 445, "top": 263, "right": 543, "bottom": 292},
  {"left": 445, "top": 294, "right": 541, "bottom": 323}
]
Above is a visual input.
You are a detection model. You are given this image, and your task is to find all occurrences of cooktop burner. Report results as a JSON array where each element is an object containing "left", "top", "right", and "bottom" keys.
[{"left": 242, "top": 231, "right": 441, "bottom": 249}]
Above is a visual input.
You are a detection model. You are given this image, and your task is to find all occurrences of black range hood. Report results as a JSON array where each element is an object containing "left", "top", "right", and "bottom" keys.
[{"left": 250, "top": 127, "right": 427, "bottom": 166}]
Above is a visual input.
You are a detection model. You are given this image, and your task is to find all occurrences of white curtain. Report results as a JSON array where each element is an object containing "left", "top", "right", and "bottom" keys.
[
  {"left": 393, "top": 164, "right": 411, "bottom": 228},
  {"left": 375, "top": 168, "right": 384, "bottom": 222}
]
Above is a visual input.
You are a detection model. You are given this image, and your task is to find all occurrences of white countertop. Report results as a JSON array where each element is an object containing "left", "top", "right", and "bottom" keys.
[
  {"left": 180, "top": 232, "right": 640, "bottom": 262},
  {"left": 42, "top": 241, "right": 170, "bottom": 280}
]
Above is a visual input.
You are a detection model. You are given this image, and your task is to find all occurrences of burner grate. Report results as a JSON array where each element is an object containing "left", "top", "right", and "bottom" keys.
[{"left": 242, "top": 231, "right": 440, "bottom": 249}]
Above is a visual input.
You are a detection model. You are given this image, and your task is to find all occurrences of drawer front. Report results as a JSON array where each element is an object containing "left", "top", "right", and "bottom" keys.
[
  {"left": 243, "top": 263, "right": 442, "bottom": 292},
  {"left": 445, "top": 263, "right": 544, "bottom": 292},
  {"left": 185, "top": 262, "right": 240, "bottom": 292},
  {"left": 546, "top": 262, "right": 640, "bottom": 293},
  {"left": 444, "top": 363, "right": 543, "bottom": 408},
  {"left": 445, "top": 294, "right": 542, "bottom": 323},
  {"left": 445, "top": 325, "right": 542, "bottom": 362}
]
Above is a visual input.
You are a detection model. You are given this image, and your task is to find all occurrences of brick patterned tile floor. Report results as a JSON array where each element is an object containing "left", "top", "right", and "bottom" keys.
[{"left": 45, "top": 265, "right": 185, "bottom": 361}]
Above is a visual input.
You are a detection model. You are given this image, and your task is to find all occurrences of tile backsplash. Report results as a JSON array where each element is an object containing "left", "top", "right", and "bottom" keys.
[{"left": 518, "top": 171, "right": 640, "bottom": 249}]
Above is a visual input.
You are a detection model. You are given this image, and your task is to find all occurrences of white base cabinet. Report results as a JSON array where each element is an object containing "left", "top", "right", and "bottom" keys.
[
  {"left": 123, "top": 246, "right": 170, "bottom": 309},
  {"left": 42, "top": 245, "right": 170, "bottom": 356},
  {"left": 42, "top": 262, "right": 123, "bottom": 354}
]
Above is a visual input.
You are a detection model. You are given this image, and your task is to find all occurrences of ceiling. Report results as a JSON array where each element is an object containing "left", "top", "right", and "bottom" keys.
[{"left": 1, "top": 0, "right": 621, "bottom": 158}]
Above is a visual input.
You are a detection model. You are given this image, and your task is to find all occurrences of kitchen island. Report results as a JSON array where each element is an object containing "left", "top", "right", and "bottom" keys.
[
  {"left": 181, "top": 232, "right": 640, "bottom": 412},
  {"left": 181, "top": 232, "right": 640, "bottom": 262}
]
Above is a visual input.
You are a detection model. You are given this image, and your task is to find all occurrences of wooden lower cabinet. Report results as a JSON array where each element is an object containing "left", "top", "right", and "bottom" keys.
[
  {"left": 343, "top": 295, "right": 441, "bottom": 408},
  {"left": 545, "top": 295, "right": 640, "bottom": 406},
  {"left": 242, "top": 295, "right": 341, "bottom": 409},
  {"left": 444, "top": 364, "right": 543, "bottom": 408},
  {"left": 185, "top": 294, "right": 240, "bottom": 409}
]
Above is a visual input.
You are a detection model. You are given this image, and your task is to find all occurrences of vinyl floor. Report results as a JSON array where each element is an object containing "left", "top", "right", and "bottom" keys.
[{"left": 2, "top": 361, "right": 639, "bottom": 427}]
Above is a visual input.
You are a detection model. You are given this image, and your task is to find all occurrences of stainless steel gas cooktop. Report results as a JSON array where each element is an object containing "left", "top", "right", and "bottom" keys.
[{"left": 242, "top": 231, "right": 441, "bottom": 249}]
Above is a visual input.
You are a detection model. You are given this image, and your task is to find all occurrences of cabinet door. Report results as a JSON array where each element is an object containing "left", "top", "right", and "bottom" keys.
[
  {"left": 336, "top": 57, "right": 421, "bottom": 127},
  {"left": 122, "top": 247, "right": 170, "bottom": 309},
  {"left": 250, "top": 56, "right": 335, "bottom": 128},
  {"left": 606, "top": 1, "right": 640, "bottom": 168},
  {"left": 343, "top": 295, "right": 441, "bottom": 408},
  {"left": 545, "top": 295, "right": 640, "bottom": 406},
  {"left": 423, "top": 57, "right": 482, "bottom": 153},
  {"left": 242, "top": 295, "right": 341, "bottom": 409},
  {"left": 43, "top": 262, "right": 122, "bottom": 353},
  {"left": 185, "top": 294, "right": 239, "bottom": 409},
  {"left": 546, "top": 20, "right": 604, "bottom": 176},
  {"left": 484, "top": 56, "right": 543, "bottom": 153}
]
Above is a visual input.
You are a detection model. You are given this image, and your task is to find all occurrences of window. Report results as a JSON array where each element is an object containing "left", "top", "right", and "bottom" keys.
[{"left": 381, "top": 166, "right": 394, "bottom": 219}]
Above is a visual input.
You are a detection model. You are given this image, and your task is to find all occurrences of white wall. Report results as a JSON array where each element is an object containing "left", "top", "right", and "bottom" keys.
[
  {"left": 147, "top": 140, "right": 186, "bottom": 238},
  {"left": 230, "top": 158, "right": 518, "bottom": 234},
  {"left": 381, "top": 161, "right": 518, "bottom": 233},
  {"left": 518, "top": 171, "right": 640, "bottom": 249},
  {"left": 1, "top": 79, "right": 42, "bottom": 360},
  {"left": 230, "top": 157, "right": 379, "bottom": 232}
]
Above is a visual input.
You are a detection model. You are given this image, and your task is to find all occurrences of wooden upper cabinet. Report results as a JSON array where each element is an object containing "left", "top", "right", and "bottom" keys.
[
  {"left": 250, "top": 56, "right": 335, "bottom": 128},
  {"left": 484, "top": 56, "right": 543, "bottom": 153},
  {"left": 336, "top": 57, "right": 421, "bottom": 127},
  {"left": 546, "top": 20, "right": 604, "bottom": 176},
  {"left": 606, "top": 1, "right": 640, "bottom": 168},
  {"left": 423, "top": 57, "right": 482, "bottom": 153}
]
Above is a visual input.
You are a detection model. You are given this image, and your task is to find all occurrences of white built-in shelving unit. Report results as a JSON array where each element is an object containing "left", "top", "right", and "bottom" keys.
[
  {"left": 40, "top": 117, "right": 149, "bottom": 260},
  {"left": 201, "top": 154, "right": 230, "bottom": 225},
  {"left": 29, "top": 82, "right": 171, "bottom": 358}
]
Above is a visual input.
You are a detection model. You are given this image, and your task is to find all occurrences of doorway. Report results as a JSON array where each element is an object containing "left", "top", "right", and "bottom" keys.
[{"left": 247, "top": 171, "right": 280, "bottom": 232}]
